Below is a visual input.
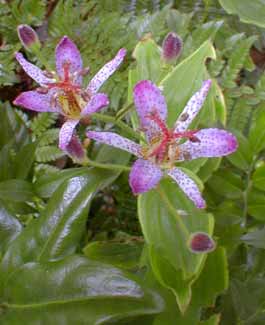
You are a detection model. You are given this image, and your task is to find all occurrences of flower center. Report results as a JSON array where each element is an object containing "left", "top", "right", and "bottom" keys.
[
  {"left": 38, "top": 61, "right": 91, "bottom": 119},
  {"left": 141, "top": 110, "right": 199, "bottom": 165}
]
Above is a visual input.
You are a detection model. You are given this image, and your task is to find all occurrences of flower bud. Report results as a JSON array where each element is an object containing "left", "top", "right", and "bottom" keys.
[
  {"left": 188, "top": 232, "right": 216, "bottom": 254},
  {"left": 162, "top": 32, "right": 182, "bottom": 63},
  {"left": 17, "top": 24, "right": 40, "bottom": 51}
]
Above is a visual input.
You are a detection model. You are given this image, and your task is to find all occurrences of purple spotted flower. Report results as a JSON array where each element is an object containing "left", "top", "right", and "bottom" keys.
[
  {"left": 87, "top": 79, "right": 238, "bottom": 208},
  {"left": 13, "top": 36, "right": 126, "bottom": 161}
]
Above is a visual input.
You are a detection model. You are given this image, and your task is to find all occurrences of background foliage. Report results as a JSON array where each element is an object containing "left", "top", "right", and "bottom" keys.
[{"left": 1, "top": 0, "right": 265, "bottom": 324}]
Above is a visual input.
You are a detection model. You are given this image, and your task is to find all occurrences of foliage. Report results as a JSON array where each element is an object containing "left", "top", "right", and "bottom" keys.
[{"left": 1, "top": 0, "right": 265, "bottom": 324}]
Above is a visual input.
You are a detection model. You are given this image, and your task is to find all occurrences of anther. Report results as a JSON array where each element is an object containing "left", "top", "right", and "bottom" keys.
[{"left": 36, "top": 87, "right": 49, "bottom": 94}]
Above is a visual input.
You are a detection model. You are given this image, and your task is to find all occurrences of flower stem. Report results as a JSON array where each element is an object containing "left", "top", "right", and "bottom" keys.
[
  {"left": 116, "top": 102, "right": 134, "bottom": 120},
  {"left": 85, "top": 158, "right": 131, "bottom": 171},
  {"left": 156, "top": 186, "right": 189, "bottom": 238},
  {"left": 91, "top": 113, "right": 146, "bottom": 142}
]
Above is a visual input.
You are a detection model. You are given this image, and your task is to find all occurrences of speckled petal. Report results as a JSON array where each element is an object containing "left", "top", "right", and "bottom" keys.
[
  {"left": 174, "top": 80, "right": 212, "bottom": 133},
  {"left": 65, "top": 133, "right": 86, "bottom": 162},
  {"left": 178, "top": 128, "right": 238, "bottom": 160},
  {"left": 13, "top": 90, "right": 60, "bottom": 113},
  {"left": 87, "top": 131, "right": 141, "bottom": 157},
  {"left": 15, "top": 53, "right": 54, "bottom": 86},
  {"left": 87, "top": 48, "right": 126, "bottom": 94},
  {"left": 129, "top": 159, "right": 163, "bottom": 195},
  {"left": 133, "top": 80, "right": 167, "bottom": 141},
  {"left": 167, "top": 168, "right": 206, "bottom": 209},
  {"left": 55, "top": 36, "right": 83, "bottom": 83},
  {"left": 81, "top": 93, "right": 109, "bottom": 116},
  {"left": 59, "top": 119, "right": 79, "bottom": 151}
]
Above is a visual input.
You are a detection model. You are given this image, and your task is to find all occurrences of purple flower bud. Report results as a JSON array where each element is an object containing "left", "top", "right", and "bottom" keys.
[
  {"left": 17, "top": 25, "right": 40, "bottom": 51},
  {"left": 162, "top": 32, "right": 182, "bottom": 63},
  {"left": 188, "top": 232, "right": 216, "bottom": 254}
]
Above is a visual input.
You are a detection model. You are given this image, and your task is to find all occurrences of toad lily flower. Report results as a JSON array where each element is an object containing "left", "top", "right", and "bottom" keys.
[
  {"left": 13, "top": 36, "right": 126, "bottom": 161},
  {"left": 87, "top": 79, "right": 238, "bottom": 208}
]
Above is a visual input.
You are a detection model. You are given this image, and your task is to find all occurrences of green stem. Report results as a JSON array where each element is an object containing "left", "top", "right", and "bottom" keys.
[
  {"left": 91, "top": 113, "right": 146, "bottom": 143},
  {"left": 242, "top": 159, "right": 256, "bottom": 227},
  {"left": 85, "top": 158, "right": 130, "bottom": 171},
  {"left": 115, "top": 102, "right": 134, "bottom": 120},
  {"left": 156, "top": 186, "right": 189, "bottom": 238}
]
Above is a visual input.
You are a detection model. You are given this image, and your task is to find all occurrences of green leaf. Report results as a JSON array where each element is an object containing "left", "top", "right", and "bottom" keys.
[
  {"left": 248, "top": 189, "right": 265, "bottom": 221},
  {"left": 0, "top": 179, "right": 34, "bottom": 202},
  {"left": 1, "top": 255, "right": 163, "bottom": 324},
  {"left": 138, "top": 179, "right": 214, "bottom": 311},
  {"left": 0, "top": 206, "right": 22, "bottom": 255},
  {"left": 241, "top": 227, "right": 265, "bottom": 249},
  {"left": 83, "top": 240, "right": 143, "bottom": 270},
  {"left": 35, "top": 146, "right": 130, "bottom": 198},
  {"left": 219, "top": 0, "right": 265, "bottom": 28},
  {"left": 253, "top": 164, "right": 265, "bottom": 192},
  {"left": 14, "top": 142, "right": 37, "bottom": 179},
  {"left": 199, "top": 314, "right": 221, "bottom": 325},
  {"left": 34, "top": 167, "right": 89, "bottom": 198},
  {"left": 249, "top": 106, "right": 265, "bottom": 154},
  {"left": 207, "top": 170, "right": 243, "bottom": 199},
  {"left": 161, "top": 40, "right": 216, "bottom": 126},
  {"left": 192, "top": 247, "right": 228, "bottom": 307},
  {"left": 227, "top": 131, "right": 253, "bottom": 171}
]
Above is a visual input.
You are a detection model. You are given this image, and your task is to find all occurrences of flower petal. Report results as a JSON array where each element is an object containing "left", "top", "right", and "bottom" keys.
[
  {"left": 129, "top": 159, "right": 163, "bottom": 195},
  {"left": 87, "top": 48, "right": 126, "bottom": 94},
  {"left": 13, "top": 90, "right": 60, "bottom": 113},
  {"left": 87, "top": 131, "right": 141, "bottom": 157},
  {"left": 133, "top": 80, "right": 167, "bottom": 140},
  {"left": 174, "top": 80, "right": 212, "bottom": 133},
  {"left": 15, "top": 52, "right": 54, "bottom": 86},
  {"left": 55, "top": 36, "right": 83, "bottom": 83},
  {"left": 81, "top": 93, "right": 109, "bottom": 116},
  {"left": 167, "top": 168, "right": 205, "bottom": 209},
  {"left": 178, "top": 128, "right": 238, "bottom": 160},
  {"left": 65, "top": 133, "right": 86, "bottom": 162},
  {"left": 59, "top": 119, "right": 79, "bottom": 151}
]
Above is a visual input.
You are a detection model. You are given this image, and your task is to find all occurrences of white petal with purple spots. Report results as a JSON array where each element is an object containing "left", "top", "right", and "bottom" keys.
[
  {"left": 13, "top": 90, "right": 61, "bottom": 113},
  {"left": 167, "top": 167, "right": 206, "bottom": 209},
  {"left": 174, "top": 80, "right": 212, "bottom": 133},
  {"left": 15, "top": 53, "right": 54, "bottom": 86},
  {"left": 87, "top": 131, "right": 141, "bottom": 157},
  {"left": 87, "top": 48, "right": 126, "bottom": 94},
  {"left": 81, "top": 93, "right": 109, "bottom": 116},
  {"left": 59, "top": 119, "right": 79, "bottom": 151},
  {"left": 178, "top": 128, "right": 238, "bottom": 160},
  {"left": 129, "top": 159, "right": 163, "bottom": 195},
  {"left": 55, "top": 36, "right": 83, "bottom": 84},
  {"left": 133, "top": 80, "right": 168, "bottom": 141}
]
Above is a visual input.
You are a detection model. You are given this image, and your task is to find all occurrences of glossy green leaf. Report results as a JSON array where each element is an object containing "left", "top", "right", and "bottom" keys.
[
  {"left": 219, "top": 0, "right": 265, "bottom": 28},
  {"left": 35, "top": 145, "right": 129, "bottom": 198},
  {"left": 199, "top": 314, "right": 220, "bottom": 325},
  {"left": 1, "top": 255, "right": 163, "bottom": 324},
  {"left": 83, "top": 240, "right": 143, "bottom": 270},
  {"left": 0, "top": 179, "right": 34, "bottom": 202},
  {"left": 138, "top": 179, "right": 214, "bottom": 311},
  {"left": 0, "top": 206, "right": 22, "bottom": 255}
]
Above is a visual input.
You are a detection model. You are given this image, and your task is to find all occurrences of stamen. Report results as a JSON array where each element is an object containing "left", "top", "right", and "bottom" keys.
[
  {"left": 146, "top": 110, "right": 170, "bottom": 138},
  {"left": 43, "top": 70, "right": 56, "bottom": 79},
  {"left": 173, "top": 130, "right": 200, "bottom": 142},
  {"left": 36, "top": 87, "right": 49, "bottom": 94},
  {"left": 80, "top": 90, "right": 91, "bottom": 102}
]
